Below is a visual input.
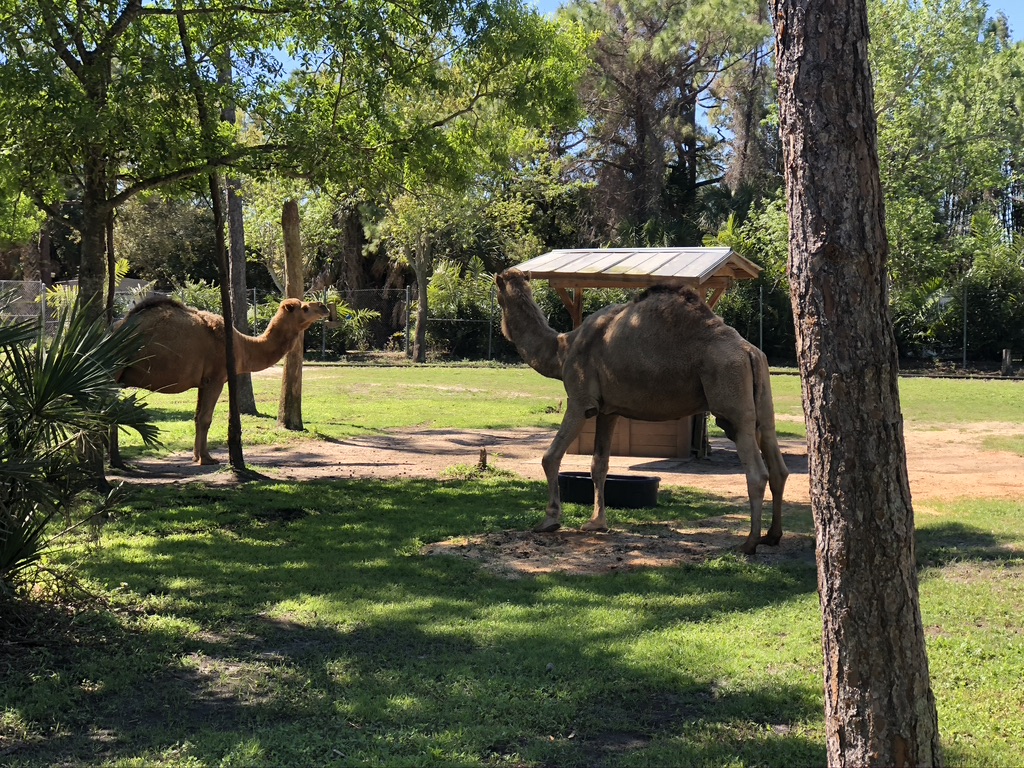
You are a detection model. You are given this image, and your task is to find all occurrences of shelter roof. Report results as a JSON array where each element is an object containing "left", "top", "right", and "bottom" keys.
[{"left": 513, "top": 247, "right": 761, "bottom": 291}]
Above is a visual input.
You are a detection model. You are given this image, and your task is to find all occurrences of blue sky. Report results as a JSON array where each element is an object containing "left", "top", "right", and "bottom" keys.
[
  {"left": 993, "top": 0, "right": 1024, "bottom": 39},
  {"left": 532, "top": 0, "right": 1024, "bottom": 41}
]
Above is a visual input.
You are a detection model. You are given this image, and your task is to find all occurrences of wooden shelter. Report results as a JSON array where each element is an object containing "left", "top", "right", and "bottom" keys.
[
  {"left": 514, "top": 246, "right": 761, "bottom": 327},
  {"left": 512, "top": 247, "right": 762, "bottom": 459}
]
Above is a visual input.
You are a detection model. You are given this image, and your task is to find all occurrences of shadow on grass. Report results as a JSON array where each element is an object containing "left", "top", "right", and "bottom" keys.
[
  {"left": 916, "top": 521, "right": 1023, "bottom": 568},
  {"left": 3, "top": 477, "right": 824, "bottom": 767}
]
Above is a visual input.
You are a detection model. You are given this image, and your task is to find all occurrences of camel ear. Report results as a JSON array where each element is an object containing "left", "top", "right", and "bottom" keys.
[
  {"left": 284, "top": 300, "right": 297, "bottom": 312},
  {"left": 495, "top": 273, "right": 505, "bottom": 290}
]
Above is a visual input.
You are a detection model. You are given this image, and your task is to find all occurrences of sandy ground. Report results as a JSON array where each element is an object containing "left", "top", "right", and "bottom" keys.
[{"left": 111, "top": 419, "right": 1024, "bottom": 576}]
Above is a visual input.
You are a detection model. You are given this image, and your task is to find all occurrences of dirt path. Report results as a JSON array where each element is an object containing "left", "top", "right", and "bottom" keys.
[{"left": 112, "top": 421, "right": 1024, "bottom": 576}]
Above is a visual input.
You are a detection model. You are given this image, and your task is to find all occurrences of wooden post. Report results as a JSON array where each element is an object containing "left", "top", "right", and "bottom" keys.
[
  {"left": 278, "top": 200, "right": 305, "bottom": 430},
  {"left": 1002, "top": 348, "right": 1014, "bottom": 376}
]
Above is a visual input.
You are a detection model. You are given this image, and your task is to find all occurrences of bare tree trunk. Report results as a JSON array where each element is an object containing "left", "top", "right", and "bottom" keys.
[
  {"left": 771, "top": 0, "right": 942, "bottom": 764},
  {"left": 210, "top": 171, "right": 245, "bottom": 470},
  {"left": 105, "top": 205, "right": 116, "bottom": 325},
  {"left": 278, "top": 200, "right": 305, "bottom": 429},
  {"left": 412, "top": 236, "right": 432, "bottom": 364},
  {"left": 175, "top": 9, "right": 244, "bottom": 471},
  {"left": 219, "top": 52, "right": 257, "bottom": 415}
]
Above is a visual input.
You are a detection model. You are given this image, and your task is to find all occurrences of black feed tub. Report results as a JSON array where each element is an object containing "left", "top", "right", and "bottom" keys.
[{"left": 557, "top": 471, "right": 660, "bottom": 509}]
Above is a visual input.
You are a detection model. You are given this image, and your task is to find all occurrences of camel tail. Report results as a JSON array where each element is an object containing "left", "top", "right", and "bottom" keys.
[{"left": 748, "top": 345, "right": 775, "bottom": 434}]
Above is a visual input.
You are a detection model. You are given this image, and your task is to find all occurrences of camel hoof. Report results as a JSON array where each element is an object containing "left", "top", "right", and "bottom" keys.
[
  {"left": 533, "top": 519, "right": 561, "bottom": 533},
  {"left": 760, "top": 533, "right": 782, "bottom": 547},
  {"left": 738, "top": 541, "right": 759, "bottom": 556},
  {"left": 581, "top": 521, "right": 609, "bottom": 532},
  {"left": 196, "top": 456, "right": 220, "bottom": 466}
]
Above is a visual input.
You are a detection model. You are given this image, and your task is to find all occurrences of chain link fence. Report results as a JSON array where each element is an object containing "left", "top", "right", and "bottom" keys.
[
  {"left": 0, "top": 281, "right": 511, "bottom": 362},
  {"left": 0, "top": 279, "right": 47, "bottom": 324}
]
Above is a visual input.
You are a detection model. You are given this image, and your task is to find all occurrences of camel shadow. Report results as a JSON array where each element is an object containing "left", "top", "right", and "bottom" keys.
[
  {"left": 108, "top": 455, "right": 274, "bottom": 484},
  {"left": 628, "top": 437, "right": 809, "bottom": 477}
]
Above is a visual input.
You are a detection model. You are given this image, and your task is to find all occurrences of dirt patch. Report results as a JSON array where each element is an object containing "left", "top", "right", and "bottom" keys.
[
  {"left": 112, "top": 421, "right": 1024, "bottom": 576},
  {"left": 422, "top": 518, "right": 817, "bottom": 578}
]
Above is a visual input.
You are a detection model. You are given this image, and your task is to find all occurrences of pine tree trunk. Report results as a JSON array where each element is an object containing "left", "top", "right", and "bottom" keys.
[
  {"left": 278, "top": 200, "right": 305, "bottom": 430},
  {"left": 771, "top": 0, "right": 943, "bottom": 764}
]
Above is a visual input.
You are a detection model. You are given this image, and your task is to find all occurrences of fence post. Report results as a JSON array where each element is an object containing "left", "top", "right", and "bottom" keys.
[{"left": 1002, "top": 348, "right": 1014, "bottom": 376}]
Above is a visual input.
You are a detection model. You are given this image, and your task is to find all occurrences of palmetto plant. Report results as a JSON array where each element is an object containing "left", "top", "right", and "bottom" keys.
[{"left": 0, "top": 294, "right": 158, "bottom": 596}]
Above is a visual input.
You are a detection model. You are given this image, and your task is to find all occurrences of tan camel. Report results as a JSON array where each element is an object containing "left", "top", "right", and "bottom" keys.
[
  {"left": 115, "top": 296, "right": 329, "bottom": 465},
  {"left": 495, "top": 269, "right": 788, "bottom": 554}
]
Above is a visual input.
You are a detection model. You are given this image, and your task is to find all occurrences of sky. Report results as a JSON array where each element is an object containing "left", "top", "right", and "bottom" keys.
[
  {"left": 532, "top": 0, "right": 1024, "bottom": 41},
  {"left": 994, "top": 0, "right": 1024, "bottom": 39}
]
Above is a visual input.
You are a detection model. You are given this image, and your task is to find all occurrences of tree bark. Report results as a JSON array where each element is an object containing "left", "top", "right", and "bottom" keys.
[
  {"left": 412, "top": 236, "right": 432, "bottom": 364},
  {"left": 278, "top": 200, "right": 305, "bottom": 429},
  {"left": 219, "top": 52, "right": 257, "bottom": 415},
  {"left": 77, "top": 164, "right": 109, "bottom": 325},
  {"left": 771, "top": 0, "right": 943, "bottom": 765},
  {"left": 210, "top": 171, "right": 246, "bottom": 470}
]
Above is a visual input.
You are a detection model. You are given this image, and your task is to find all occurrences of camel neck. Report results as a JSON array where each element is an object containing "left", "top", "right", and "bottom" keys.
[
  {"left": 233, "top": 321, "right": 296, "bottom": 374},
  {"left": 502, "top": 299, "right": 564, "bottom": 380}
]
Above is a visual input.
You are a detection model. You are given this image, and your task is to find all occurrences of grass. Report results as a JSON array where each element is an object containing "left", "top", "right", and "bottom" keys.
[{"left": 2, "top": 365, "right": 1023, "bottom": 766}]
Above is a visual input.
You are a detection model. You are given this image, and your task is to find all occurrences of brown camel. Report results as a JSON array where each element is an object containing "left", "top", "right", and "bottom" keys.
[
  {"left": 115, "top": 296, "right": 329, "bottom": 465},
  {"left": 495, "top": 269, "right": 788, "bottom": 554}
]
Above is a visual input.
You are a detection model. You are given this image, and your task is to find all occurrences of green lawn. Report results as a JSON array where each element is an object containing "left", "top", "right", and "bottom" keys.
[{"left": 2, "top": 365, "right": 1022, "bottom": 766}]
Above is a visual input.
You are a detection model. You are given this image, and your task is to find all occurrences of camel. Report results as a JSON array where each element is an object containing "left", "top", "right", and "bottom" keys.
[
  {"left": 495, "top": 269, "right": 788, "bottom": 554},
  {"left": 114, "top": 296, "right": 330, "bottom": 465}
]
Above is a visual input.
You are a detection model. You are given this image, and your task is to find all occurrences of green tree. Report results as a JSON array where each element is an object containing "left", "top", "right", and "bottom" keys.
[
  {"left": 561, "top": 0, "right": 768, "bottom": 245},
  {"left": 0, "top": 0, "right": 277, "bottom": 320},
  {"left": 870, "top": 0, "right": 1024, "bottom": 357}
]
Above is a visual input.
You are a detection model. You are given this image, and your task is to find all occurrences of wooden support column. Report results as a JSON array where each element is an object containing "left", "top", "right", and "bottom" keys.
[{"left": 554, "top": 286, "right": 584, "bottom": 328}]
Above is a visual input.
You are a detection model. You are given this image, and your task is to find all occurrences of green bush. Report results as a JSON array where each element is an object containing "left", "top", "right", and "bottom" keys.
[{"left": 0, "top": 297, "right": 158, "bottom": 596}]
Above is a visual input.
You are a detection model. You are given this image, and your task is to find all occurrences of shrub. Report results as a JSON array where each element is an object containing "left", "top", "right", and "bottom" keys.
[{"left": 0, "top": 296, "right": 158, "bottom": 597}]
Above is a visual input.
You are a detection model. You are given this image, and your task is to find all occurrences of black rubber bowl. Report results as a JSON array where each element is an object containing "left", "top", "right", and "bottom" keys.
[{"left": 557, "top": 471, "right": 660, "bottom": 509}]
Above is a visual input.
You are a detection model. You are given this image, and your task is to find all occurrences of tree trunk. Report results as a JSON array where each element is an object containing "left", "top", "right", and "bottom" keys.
[
  {"left": 278, "top": 200, "right": 305, "bottom": 429},
  {"left": 77, "top": 166, "right": 109, "bottom": 325},
  {"left": 105, "top": 206, "right": 116, "bottom": 325},
  {"left": 412, "top": 236, "right": 432, "bottom": 364},
  {"left": 210, "top": 171, "right": 245, "bottom": 471},
  {"left": 771, "top": 0, "right": 943, "bottom": 765},
  {"left": 219, "top": 52, "right": 257, "bottom": 415}
]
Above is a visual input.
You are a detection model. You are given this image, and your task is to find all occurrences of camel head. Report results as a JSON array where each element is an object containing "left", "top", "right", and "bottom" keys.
[
  {"left": 494, "top": 269, "right": 532, "bottom": 311},
  {"left": 272, "top": 298, "right": 331, "bottom": 333}
]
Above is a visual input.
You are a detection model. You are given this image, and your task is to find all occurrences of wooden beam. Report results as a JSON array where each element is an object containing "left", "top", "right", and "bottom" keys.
[{"left": 554, "top": 286, "right": 584, "bottom": 327}]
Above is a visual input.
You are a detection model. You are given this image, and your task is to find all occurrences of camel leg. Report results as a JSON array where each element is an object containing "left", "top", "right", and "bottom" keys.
[
  {"left": 582, "top": 413, "right": 618, "bottom": 532},
  {"left": 733, "top": 425, "right": 770, "bottom": 555},
  {"left": 193, "top": 382, "right": 224, "bottom": 465},
  {"left": 535, "top": 404, "right": 589, "bottom": 533},
  {"left": 759, "top": 430, "right": 789, "bottom": 546}
]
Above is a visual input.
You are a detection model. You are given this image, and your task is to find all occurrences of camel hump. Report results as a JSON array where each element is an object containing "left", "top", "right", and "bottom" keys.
[
  {"left": 635, "top": 284, "right": 710, "bottom": 311},
  {"left": 125, "top": 295, "right": 190, "bottom": 318}
]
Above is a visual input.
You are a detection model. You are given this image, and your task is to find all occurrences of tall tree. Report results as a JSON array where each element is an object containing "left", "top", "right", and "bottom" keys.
[
  {"left": 0, "top": 0, "right": 278, "bottom": 321},
  {"left": 771, "top": 0, "right": 943, "bottom": 764},
  {"left": 561, "top": 0, "right": 767, "bottom": 244},
  {"left": 219, "top": 53, "right": 258, "bottom": 415}
]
